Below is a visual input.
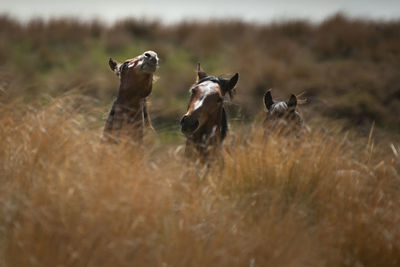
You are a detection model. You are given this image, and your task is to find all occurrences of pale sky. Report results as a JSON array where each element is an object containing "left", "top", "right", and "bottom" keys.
[{"left": 1, "top": 0, "right": 400, "bottom": 24}]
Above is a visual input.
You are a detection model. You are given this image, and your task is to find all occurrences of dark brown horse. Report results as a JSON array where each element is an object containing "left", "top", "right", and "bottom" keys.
[
  {"left": 263, "top": 89, "right": 305, "bottom": 135},
  {"left": 102, "top": 51, "right": 158, "bottom": 143},
  {"left": 181, "top": 64, "right": 239, "bottom": 160}
]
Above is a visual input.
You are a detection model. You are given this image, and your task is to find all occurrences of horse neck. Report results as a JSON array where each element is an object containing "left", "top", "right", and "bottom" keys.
[{"left": 117, "top": 75, "right": 153, "bottom": 106}]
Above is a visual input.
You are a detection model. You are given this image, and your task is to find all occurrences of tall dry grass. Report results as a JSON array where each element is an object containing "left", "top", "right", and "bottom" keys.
[{"left": 1, "top": 95, "right": 399, "bottom": 266}]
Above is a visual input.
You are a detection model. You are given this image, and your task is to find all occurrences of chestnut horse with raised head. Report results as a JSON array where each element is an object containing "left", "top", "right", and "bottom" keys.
[
  {"left": 102, "top": 51, "right": 159, "bottom": 143},
  {"left": 263, "top": 89, "right": 305, "bottom": 135},
  {"left": 181, "top": 64, "right": 239, "bottom": 160}
]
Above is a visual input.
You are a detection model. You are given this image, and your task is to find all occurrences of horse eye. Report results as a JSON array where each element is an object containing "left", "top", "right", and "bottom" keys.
[{"left": 217, "top": 97, "right": 223, "bottom": 103}]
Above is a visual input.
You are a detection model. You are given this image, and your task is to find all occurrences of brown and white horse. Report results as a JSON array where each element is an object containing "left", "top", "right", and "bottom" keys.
[
  {"left": 181, "top": 64, "right": 239, "bottom": 160},
  {"left": 102, "top": 51, "right": 158, "bottom": 143},
  {"left": 263, "top": 89, "right": 305, "bottom": 136}
]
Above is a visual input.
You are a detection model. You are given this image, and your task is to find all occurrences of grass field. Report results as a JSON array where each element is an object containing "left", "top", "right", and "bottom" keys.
[{"left": 1, "top": 14, "right": 400, "bottom": 266}]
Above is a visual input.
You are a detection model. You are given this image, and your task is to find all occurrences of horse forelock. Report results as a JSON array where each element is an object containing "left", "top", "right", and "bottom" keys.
[
  {"left": 197, "top": 76, "right": 219, "bottom": 84},
  {"left": 270, "top": 101, "right": 288, "bottom": 115},
  {"left": 196, "top": 76, "right": 227, "bottom": 90}
]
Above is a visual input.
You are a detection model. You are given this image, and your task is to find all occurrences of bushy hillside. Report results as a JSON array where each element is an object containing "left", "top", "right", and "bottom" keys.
[{"left": 1, "top": 14, "right": 400, "bottom": 132}]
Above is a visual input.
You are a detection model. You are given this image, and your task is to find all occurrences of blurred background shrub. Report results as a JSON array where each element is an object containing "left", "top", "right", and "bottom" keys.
[{"left": 1, "top": 13, "right": 399, "bottom": 134}]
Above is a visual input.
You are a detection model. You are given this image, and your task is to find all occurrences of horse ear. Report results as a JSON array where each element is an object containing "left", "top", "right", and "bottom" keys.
[
  {"left": 287, "top": 94, "right": 297, "bottom": 109},
  {"left": 109, "top": 58, "right": 120, "bottom": 76},
  {"left": 227, "top": 73, "right": 239, "bottom": 91},
  {"left": 196, "top": 63, "right": 207, "bottom": 82},
  {"left": 223, "top": 73, "right": 239, "bottom": 99},
  {"left": 264, "top": 90, "right": 274, "bottom": 110}
]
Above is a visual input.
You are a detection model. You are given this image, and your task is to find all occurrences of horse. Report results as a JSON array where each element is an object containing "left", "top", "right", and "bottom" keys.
[
  {"left": 180, "top": 64, "right": 239, "bottom": 161},
  {"left": 102, "top": 51, "right": 158, "bottom": 143},
  {"left": 263, "top": 89, "right": 305, "bottom": 136}
]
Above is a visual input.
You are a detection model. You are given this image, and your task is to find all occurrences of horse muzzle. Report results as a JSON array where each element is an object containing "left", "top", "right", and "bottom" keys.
[
  {"left": 180, "top": 115, "right": 199, "bottom": 136},
  {"left": 141, "top": 51, "right": 158, "bottom": 73}
]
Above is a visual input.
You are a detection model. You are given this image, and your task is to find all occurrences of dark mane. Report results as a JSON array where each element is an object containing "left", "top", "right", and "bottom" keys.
[
  {"left": 221, "top": 107, "right": 228, "bottom": 141},
  {"left": 197, "top": 76, "right": 224, "bottom": 86}
]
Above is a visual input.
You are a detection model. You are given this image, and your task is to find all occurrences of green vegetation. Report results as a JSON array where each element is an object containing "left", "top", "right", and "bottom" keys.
[{"left": 1, "top": 14, "right": 400, "bottom": 133}]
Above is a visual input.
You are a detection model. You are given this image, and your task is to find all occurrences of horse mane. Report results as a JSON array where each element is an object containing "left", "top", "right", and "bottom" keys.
[{"left": 221, "top": 107, "right": 228, "bottom": 141}]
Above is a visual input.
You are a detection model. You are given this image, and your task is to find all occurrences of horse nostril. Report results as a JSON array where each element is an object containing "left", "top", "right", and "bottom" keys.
[
  {"left": 181, "top": 116, "right": 199, "bottom": 132},
  {"left": 144, "top": 52, "right": 151, "bottom": 58},
  {"left": 180, "top": 116, "right": 187, "bottom": 125},
  {"left": 191, "top": 120, "right": 199, "bottom": 131}
]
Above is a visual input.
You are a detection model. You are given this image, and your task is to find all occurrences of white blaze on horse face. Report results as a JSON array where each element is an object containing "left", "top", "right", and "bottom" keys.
[
  {"left": 127, "top": 61, "right": 137, "bottom": 69},
  {"left": 192, "top": 81, "right": 219, "bottom": 112}
]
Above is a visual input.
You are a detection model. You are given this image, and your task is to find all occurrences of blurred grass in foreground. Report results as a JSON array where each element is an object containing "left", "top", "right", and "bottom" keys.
[{"left": 0, "top": 95, "right": 399, "bottom": 266}]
